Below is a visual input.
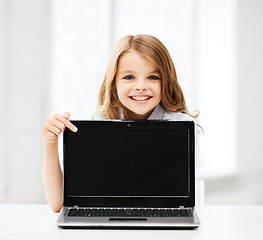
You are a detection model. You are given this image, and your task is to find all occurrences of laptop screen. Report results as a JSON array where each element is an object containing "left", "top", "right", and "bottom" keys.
[{"left": 63, "top": 121, "right": 195, "bottom": 208}]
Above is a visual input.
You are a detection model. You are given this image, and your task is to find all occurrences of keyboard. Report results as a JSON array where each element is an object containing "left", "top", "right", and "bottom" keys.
[{"left": 67, "top": 208, "right": 192, "bottom": 217}]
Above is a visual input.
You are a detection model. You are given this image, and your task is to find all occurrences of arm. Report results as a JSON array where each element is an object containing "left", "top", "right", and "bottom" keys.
[
  {"left": 42, "top": 112, "right": 77, "bottom": 212},
  {"left": 43, "top": 140, "right": 62, "bottom": 212}
]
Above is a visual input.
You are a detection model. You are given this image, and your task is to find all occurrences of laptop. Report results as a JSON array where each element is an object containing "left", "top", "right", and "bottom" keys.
[{"left": 57, "top": 120, "right": 200, "bottom": 229}]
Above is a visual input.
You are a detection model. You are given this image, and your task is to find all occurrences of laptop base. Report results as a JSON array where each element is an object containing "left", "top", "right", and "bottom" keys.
[{"left": 57, "top": 207, "right": 200, "bottom": 229}]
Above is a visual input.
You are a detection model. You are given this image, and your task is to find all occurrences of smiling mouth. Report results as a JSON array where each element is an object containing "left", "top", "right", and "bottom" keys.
[{"left": 129, "top": 96, "right": 153, "bottom": 101}]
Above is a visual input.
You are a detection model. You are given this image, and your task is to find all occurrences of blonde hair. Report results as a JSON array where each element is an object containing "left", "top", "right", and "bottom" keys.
[{"left": 96, "top": 34, "right": 199, "bottom": 119}]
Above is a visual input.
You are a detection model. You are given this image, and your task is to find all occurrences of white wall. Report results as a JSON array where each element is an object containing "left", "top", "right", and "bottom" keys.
[
  {"left": 50, "top": 0, "right": 104, "bottom": 119},
  {"left": 205, "top": 0, "right": 263, "bottom": 205},
  {"left": 0, "top": 0, "right": 50, "bottom": 203},
  {"left": 237, "top": 0, "right": 263, "bottom": 175},
  {"left": 193, "top": 0, "right": 238, "bottom": 179}
]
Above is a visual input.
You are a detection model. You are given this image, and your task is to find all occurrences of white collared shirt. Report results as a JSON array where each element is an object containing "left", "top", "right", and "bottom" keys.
[
  {"left": 93, "top": 103, "right": 200, "bottom": 143},
  {"left": 94, "top": 103, "right": 195, "bottom": 122}
]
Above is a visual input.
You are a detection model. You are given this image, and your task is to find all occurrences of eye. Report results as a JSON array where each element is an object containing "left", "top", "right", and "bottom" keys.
[
  {"left": 124, "top": 75, "right": 134, "bottom": 80},
  {"left": 148, "top": 75, "right": 159, "bottom": 80}
]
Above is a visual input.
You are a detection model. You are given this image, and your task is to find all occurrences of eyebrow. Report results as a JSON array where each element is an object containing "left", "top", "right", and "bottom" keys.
[
  {"left": 119, "top": 70, "right": 160, "bottom": 75},
  {"left": 119, "top": 71, "right": 135, "bottom": 74}
]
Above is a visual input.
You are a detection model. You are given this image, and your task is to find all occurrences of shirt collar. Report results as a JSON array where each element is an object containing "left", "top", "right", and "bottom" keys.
[
  {"left": 119, "top": 103, "right": 166, "bottom": 120},
  {"left": 147, "top": 103, "right": 166, "bottom": 120}
]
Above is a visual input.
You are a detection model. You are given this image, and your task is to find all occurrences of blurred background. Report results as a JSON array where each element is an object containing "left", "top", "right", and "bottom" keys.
[{"left": 0, "top": 0, "right": 263, "bottom": 205}]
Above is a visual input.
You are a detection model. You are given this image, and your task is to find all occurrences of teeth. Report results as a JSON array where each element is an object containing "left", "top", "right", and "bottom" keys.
[{"left": 131, "top": 96, "right": 150, "bottom": 101}]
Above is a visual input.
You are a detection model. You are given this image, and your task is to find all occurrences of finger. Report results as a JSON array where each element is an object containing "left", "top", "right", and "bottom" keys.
[
  {"left": 46, "top": 131, "right": 57, "bottom": 140},
  {"left": 42, "top": 130, "right": 57, "bottom": 141},
  {"left": 47, "top": 118, "right": 64, "bottom": 132},
  {"left": 62, "top": 111, "right": 70, "bottom": 120},
  {"left": 48, "top": 124, "right": 62, "bottom": 136},
  {"left": 51, "top": 119, "right": 65, "bottom": 132},
  {"left": 42, "top": 123, "right": 60, "bottom": 137},
  {"left": 56, "top": 114, "right": 78, "bottom": 132}
]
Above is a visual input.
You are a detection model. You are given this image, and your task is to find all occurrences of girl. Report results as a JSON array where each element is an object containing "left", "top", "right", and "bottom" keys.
[{"left": 42, "top": 34, "right": 199, "bottom": 212}]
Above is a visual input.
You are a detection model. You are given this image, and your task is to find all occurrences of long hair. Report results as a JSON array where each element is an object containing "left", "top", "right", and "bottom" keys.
[{"left": 96, "top": 34, "right": 199, "bottom": 119}]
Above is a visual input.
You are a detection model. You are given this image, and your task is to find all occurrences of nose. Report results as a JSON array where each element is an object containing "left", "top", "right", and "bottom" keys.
[{"left": 135, "top": 79, "right": 147, "bottom": 91}]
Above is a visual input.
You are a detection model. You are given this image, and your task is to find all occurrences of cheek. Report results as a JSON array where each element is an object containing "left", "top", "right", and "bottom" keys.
[
  {"left": 116, "top": 82, "right": 126, "bottom": 99},
  {"left": 117, "top": 81, "right": 129, "bottom": 92},
  {"left": 154, "top": 82, "right": 162, "bottom": 96},
  {"left": 115, "top": 81, "right": 121, "bottom": 94},
  {"left": 116, "top": 82, "right": 120, "bottom": 92}
]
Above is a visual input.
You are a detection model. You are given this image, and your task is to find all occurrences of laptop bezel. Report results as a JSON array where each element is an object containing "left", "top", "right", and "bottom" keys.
[{"left": 63, "top": 120, "right": 195, "bottom": 208}]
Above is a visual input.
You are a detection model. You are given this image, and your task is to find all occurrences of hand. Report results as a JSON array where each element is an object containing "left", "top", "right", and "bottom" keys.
[{"left": 42, "top": 112, "right": 78, "bottom": 143}]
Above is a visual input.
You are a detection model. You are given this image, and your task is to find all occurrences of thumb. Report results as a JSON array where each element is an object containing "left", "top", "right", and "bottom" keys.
[{"left": 62, "top": 111, "right": 70, "bottom": 120}]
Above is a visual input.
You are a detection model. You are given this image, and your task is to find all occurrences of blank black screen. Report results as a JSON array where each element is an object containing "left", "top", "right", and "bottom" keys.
[{"left": 65, "top": 126, "right": 189, "bottom": 197}]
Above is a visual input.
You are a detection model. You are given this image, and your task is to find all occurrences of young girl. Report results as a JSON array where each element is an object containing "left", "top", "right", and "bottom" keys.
[{"left": 42, "top": 34, "right": 199, "bottom": 212}]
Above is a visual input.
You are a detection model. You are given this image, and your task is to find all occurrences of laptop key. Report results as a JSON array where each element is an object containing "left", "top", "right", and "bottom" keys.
[{"left": 67, "top": 208, "right": 192, "bottom": 217}]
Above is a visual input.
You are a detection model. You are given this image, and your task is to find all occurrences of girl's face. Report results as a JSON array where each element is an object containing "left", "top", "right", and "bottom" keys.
[{"left": 115, "top": 51, "right": 162, "bottom": 120}]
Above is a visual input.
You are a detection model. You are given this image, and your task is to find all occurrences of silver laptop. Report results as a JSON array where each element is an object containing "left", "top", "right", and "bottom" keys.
[{"left": 57, "top": 120, "right": 200, "bottom": 229}]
